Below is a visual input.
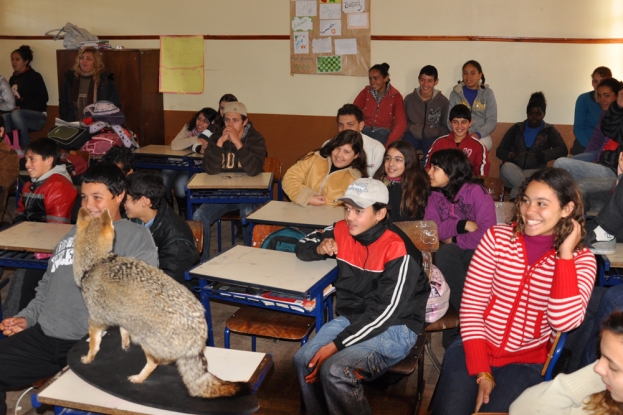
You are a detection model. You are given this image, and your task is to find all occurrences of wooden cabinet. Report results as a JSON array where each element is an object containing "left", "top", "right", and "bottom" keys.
[{"left": 56, "top": 49, "right": 164, "bottom": 146}]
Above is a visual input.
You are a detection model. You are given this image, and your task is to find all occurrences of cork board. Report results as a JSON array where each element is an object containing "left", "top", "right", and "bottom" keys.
[{"left": 290, "top": 0, "right": 371, "bottom": 77}]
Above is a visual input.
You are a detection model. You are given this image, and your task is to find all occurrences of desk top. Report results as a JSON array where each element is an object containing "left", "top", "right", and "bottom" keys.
[
  {"left": 133, "top": 145, "right": 192, "bottom": 157},
  {"left": 0, "top": 222, "right": 72, "bottom": 253},
  {"left": 605, "top": 243, "right": 623, "bottom": 268},
  {"left": 38, "top": 344, "right": 269, "bottom": 415},
  {"left": 247, "top": 201, "right": 344, "bottom": 228},
  {"left": 190, "top": 245, "right": 337, "bottom": 295},
  {"left": 187, "top": 172, "right": 273, "bottom": 190}
]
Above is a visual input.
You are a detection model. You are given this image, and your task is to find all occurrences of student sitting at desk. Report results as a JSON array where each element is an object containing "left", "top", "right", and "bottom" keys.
[
  {"left": 124, "top": 170, "right": 198, "bottom": 285},
  {"left": 4, "top": 138, "right": 78, "bottom": 318},
  {"left": 193, "top": 101, "right": 267, "bottom": 261},
  {"left": 293, "top": 178, "right": 430, "bottom": 415},
  {"left": 283, "top": 130, "right": 368, "bottom": 207},
  {"left": 0, "top": 162, "right": 158, "bottom": 415},
  {"left": 101, "top": 146, "right": 134, "bottom": 176}
]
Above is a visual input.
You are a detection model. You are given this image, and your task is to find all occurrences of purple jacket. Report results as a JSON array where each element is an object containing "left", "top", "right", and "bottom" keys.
[
  {"left": 584, "top": 111, "right": 608, "bottom": 161},
  {"left": 424, "top": 182, "right": 496, "bottom": 250}
]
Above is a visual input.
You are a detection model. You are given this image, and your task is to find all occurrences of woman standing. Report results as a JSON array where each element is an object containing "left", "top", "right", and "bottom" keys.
[
  {"left": 3, "top": 45, "right": 48, "bottom": 149},
  {"left": 59, "top": 46, "right": 120, "bottom": 122},
  {"left": 354, "top": 63, "right": 407, "bottom": 147}
]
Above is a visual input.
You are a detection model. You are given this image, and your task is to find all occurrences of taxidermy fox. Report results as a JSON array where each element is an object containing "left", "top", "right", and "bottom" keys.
[{"left": 73, "top": 207, "right": 248, "bottom": 398}]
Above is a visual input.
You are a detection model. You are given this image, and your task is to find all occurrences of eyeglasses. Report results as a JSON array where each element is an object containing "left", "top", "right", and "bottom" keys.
[{"left": 384, "top": 156, "right": 404, "bottom": 164}]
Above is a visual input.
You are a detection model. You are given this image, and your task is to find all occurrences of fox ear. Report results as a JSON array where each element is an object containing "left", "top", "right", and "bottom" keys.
[
  {"left": 101, "top": 209, "right": 112, "bottom": 226},
  {"left": 76, "top": 207, "right": 92, "bottom": 230}
]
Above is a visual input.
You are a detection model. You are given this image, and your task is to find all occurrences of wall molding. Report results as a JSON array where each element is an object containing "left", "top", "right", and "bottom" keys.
[{"left": 3, "top": 35, "right": 623, "bottom": 44}]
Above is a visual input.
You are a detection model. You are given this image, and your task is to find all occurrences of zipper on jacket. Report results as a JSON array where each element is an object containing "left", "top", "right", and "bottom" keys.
[{"left": 421, "top": 101, "right": 428, "bottom": 140}]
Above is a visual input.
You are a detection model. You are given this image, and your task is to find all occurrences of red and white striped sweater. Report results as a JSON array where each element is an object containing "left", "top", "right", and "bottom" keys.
[{"left": 460, "top": 224, "right": 596, "bottom": 375}]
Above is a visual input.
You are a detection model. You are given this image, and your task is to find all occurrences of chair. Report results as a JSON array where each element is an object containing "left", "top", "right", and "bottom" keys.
[
  {"left": 495, "top": 201, "right": 515, "bottom": 225},
  {"left": 186, "top": 220, "right": 204, "bottom": 255},
  {"left": 383, "top": 220, "right": 441, "bottom": 414},
  {"left": 543, "top": 331, "right": 567, "bottom": 381},
  {"left": 216, "top": 157, "right": 283, "bottom": 252},
  {"left": 477, "top": 176, "right": 505, "bottom": 201},
  {"left": 223, "top": 223, "right": 317, "bottom": 352}
]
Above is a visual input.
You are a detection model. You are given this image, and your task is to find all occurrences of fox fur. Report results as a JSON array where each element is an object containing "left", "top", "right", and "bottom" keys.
[{"left": 73, "top": 208, "right": 248, "bottom": 398}]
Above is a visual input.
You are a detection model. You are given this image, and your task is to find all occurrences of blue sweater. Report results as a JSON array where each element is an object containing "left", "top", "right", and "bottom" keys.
[{"left": 574, "top": 91, "right": 602, "bottom": 147}]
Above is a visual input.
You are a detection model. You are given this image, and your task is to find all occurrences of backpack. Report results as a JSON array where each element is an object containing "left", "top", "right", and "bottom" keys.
[
  {"left": 261, "top": 227, "right": 307, "bottom": 253},
  {"left": 425, "top": 264, "right": 450, "bottom": 323},
  {"left": 45, "top": 23, "right": 98, "bottom": 50},
  {"left": 80, "top": 131, "right": 123, "bottom": 158},
  {"left": 48, "top": 125, "right": 92, "bottom": 150}
]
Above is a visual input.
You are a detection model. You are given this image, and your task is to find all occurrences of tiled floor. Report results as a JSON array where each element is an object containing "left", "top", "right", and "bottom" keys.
[{"left": 1, "top": 212, "right": 444, "bottom": 415}]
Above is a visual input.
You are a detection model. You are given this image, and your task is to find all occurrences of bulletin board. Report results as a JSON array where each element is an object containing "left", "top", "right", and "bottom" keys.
[{"left": 290, "top": 0, "right": 371, "bottom": 77}]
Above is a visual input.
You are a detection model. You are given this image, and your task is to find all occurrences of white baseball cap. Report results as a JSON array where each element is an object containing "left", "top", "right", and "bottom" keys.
[{"left": 337, "top": 178, "right": 389, "bottom": 209}]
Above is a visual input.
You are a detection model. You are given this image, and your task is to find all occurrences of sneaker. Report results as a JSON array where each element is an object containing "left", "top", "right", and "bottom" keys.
[{"left": 586, "top": 237, "right": 616, "bottom": 255}]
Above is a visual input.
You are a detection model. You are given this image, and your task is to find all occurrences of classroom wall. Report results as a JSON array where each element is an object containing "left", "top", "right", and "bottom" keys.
[{"left": 1, "top": 0, "right": 622, "bottom": 173}]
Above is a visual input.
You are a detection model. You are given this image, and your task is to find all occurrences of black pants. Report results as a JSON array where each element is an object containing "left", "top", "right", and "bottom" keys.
[
  {"left": 434, "top": 244, "right": 475, "bottom": 348},
  {"left": 571, "top": 139, "right": 586, "bottom": 156},
  {"left": 596, "top": 178, "right": 623, "bottom": 241},
  {"left": 0, "top": 324, "right": 76, "bottom": 415}
]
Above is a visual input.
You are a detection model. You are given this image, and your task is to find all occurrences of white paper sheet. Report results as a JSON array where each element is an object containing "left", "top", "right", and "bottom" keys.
[
  {"left": 292, "top": 16, "right": 313, "bottom": 31},
  {"left": 319, "top": 19, "right": 342, "bottom": 36},
  {"left": 296, "top": 1, "right": 317, "bottom": 17},
  {"left": 342, "top": 0, "right": 365, "bottom": 13},
  {"left": 319, "top": 3, "right": 341, "bottom": 19},
  {"left": 312, "top": 37, "right": 333, "bottom": 54},
  {"left": 334, "top": 38, "right": 357, "bottom": 55},
  {"left": 294, "top": 32, "right": 310, "bottom": 54}
]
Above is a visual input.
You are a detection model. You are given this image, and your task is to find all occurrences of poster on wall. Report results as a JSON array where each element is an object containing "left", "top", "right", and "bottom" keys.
[
  {"left": 159, "top": 35, "right": 204, "bottom": 94},
  {"left": 290, "top": 0, "right": 370, "bottom": 77}
]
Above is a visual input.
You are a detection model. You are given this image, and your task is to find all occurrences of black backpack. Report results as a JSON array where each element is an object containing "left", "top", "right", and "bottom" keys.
[{"left": 261, "top": 227, "right": 307, "bottom": 252}]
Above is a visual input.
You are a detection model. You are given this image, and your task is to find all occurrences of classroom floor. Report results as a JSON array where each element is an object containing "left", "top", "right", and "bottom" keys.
[{"left": 0, "top": 208, "right": 444, "bottom": 415}]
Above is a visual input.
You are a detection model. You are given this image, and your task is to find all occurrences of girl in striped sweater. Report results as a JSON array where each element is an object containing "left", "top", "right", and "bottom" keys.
[{"left": 432, "top": 168, "right": 596, "bottom": 415}]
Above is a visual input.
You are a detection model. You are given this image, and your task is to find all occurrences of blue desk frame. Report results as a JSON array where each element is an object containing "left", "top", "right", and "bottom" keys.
[
  {"left": 597, "top": 254, "right": 623, "bottom": 286},
  {"left": 185, "top": 250, "right": 338, "bottom": 347}
]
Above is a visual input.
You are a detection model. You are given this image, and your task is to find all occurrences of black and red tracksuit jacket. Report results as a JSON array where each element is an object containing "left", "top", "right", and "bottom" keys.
[{"left": 296, "top": 220, "right": 430, "bottom": 350}]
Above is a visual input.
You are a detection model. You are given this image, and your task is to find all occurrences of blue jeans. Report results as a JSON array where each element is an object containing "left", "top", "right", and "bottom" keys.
[
  {"left": 3, "top": 109, "right": 47, "bottom": 149},
  {"left": 570, "top": 150, "right": 598, "bottom": 162},
  {"left": 499, "top": 163, "right": 539, "bottom": 199},
  {"left": 293, "top": 316, "right": 417, "bottom": 415},
  {"left": 401, "top": 131, "right": 435, "bottom": 166},
  {"left": 362, "top": 126, "right": 391, "bottom": 147},
  {"left": 192, "top": 202, "right": 261, "bottom": 261},
  {"left": 161, "top": 169, "right": 187, "bottom": 198},
  {"left": 553, "top": 157, "right": 616, "bottom": 182},
  {"left": 431, "top": 338, "right": 544, "bottom": 415}
]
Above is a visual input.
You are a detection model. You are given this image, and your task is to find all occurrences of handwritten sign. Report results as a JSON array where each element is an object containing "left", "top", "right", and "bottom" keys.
[
  {"left": 294, "top": 32, "right": 309, "bottom": 54},
  {"left": 292, "top": 16, "right": 313, "bottom": 31},
  {"left": 334, "top": 38, "right": 357, "bottom": 55},
  {"left": 347, "top": 12, "right": 369, "bottom": 29},
  {"left": 291, "top": 54, "right": 315, "bottom": 73},
  {"left": 312, "top": 37, "right": 332, "bottom": 54},
  {"left": 319, "top": 3, "right": 341, "bottom": 19},
  {"left": 343, "top": 0, "right": 365, "bottom": 13},
  {"left": 320, "top": 19, "right": 342, "bottom": 36},
  {"left": 296, "top": 1, "right": 316, "bottom": 17}
]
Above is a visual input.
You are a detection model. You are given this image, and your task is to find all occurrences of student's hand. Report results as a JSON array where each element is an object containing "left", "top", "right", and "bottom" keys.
[
  {"left": 305, "top": 342, "right": 338, "bottom": 383},
  {"left": 441, "top": 238, "right": 453, "bottom": 244},
  {"left": 617, "top": 88, "right": 623, "bottom": 109},
  {"left": 308, "top": 195, "right": 327, "bottom": 206},
  {"left": 559, "top": 218, "right": 581, "bottom": 260},
  {"left": 217, "top": 131, "right": 230, "bottom": 147},
  {"left": 465, "top": 221, "right": 479, "bottom": 232},
  {"left": 0, "top": 317, "right": 27, "bottom": 337},
  {"left": 228, "top": 130, "right": 243, "bottom": 150},
  {"left": 474, "top": 377, "right": 494, "bottom": 413},
  {"left": 316, "top": 238, "right": 338, "bottom": 256}
]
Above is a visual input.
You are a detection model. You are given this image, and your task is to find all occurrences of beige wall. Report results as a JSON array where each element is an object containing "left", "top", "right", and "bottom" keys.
[{"left": 1, "top": 0, "right": 623, "bottom": 124}]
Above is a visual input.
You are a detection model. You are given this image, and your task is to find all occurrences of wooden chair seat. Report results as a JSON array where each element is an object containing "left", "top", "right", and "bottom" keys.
[
  {"left": 186, "top": 220, "right": 204, "bottom": 254},
  {"left": 425, "top": 304, "right": 459, "bottom": 332},
  {"left": 226, "top": 306, "right": 315, "bottom": 341}
]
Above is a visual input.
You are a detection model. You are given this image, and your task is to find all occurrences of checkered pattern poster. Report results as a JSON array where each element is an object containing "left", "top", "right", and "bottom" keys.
[{"left": 290, "top": 0, "right": 371, "bottom": 77}]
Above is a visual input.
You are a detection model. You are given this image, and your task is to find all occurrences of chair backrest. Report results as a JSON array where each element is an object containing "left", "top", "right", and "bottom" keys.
[
  {"left": 394, "top": 220, "right": 439, "bottom": 278},
  {"left": 477, "top": 175, "right": 504, "bottom": 202},
  {"left": 251, "top": 224, "right": 285, "bottom": 248},
  {"left": 495, "top": 201, "right": 515, "bottom": 225},
  {"left": 263, "top": 157, "right": 281, "bottom": 181},
  {"left": 186, "top": 220, "right": 204, "bottom": 254}
]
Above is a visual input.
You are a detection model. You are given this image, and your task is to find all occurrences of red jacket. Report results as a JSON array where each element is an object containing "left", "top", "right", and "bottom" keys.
[
  {"left": 460, "top": 225, "right": 596, "bottom": 375},
  {"left": 425, "top": 133, "right": 490, "bottom": 176},
  {"left": 354, "top": 84, "right": 407, "bottom": 147},
  {"left": 16, "top": 166, "right": 77, "bottom": 223}
]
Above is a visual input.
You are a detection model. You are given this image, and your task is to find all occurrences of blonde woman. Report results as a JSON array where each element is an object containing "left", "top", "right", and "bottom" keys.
[{"left": 59, "top": 46, "right": 120, "bottom": 122}]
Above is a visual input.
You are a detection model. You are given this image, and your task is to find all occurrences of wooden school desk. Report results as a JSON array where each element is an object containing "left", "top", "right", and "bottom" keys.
[
  {"left": 0, "top": 222, "right": 72, "bottom": 269},
  {"left": 597, "top": 243, "right": 623, "bottom": 286},
  {"left": 246, "top": 201, "right": 344, "bottom": 229},
  {"left": 185, "top": 172, "right": 274, "bottom": 219},
  {"left": 133, "top": 145, "right": 194, "bottom": 173},
  {"left": 33, "top": 348, "right": 272, "bottom": 415},
  {"left": 186, "top": 245, "right": 338, "bottom": 347}
]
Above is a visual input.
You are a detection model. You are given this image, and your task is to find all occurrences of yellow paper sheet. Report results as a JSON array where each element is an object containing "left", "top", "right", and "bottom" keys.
[{"left": 159, "top": 35, "right": 204, "bottom": 94}]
